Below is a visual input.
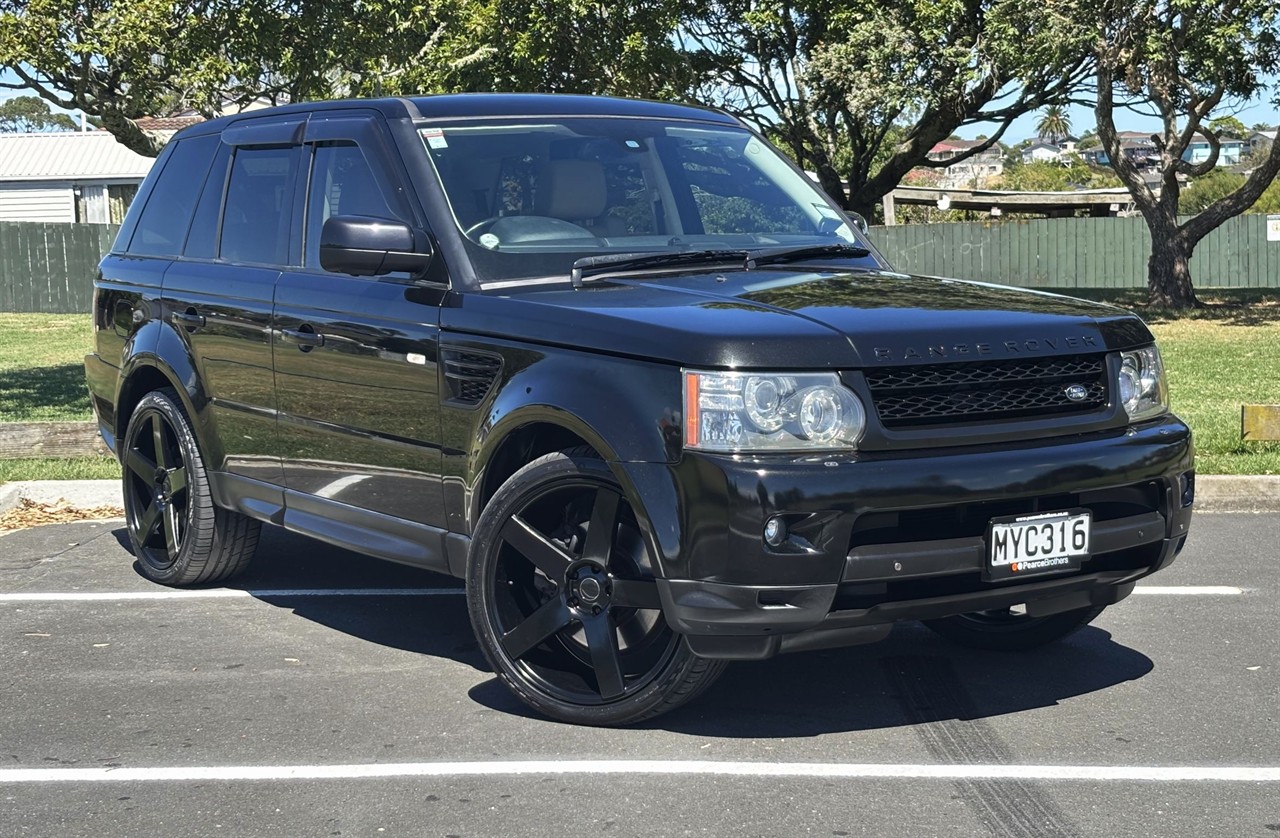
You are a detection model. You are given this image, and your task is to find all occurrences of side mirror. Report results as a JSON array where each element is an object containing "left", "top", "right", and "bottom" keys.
[
  {"left": 847, "top": 212, "right": 870, "bottom": 235},
  {"left": 319, "top": 215, "right": 433, "bottom": 277}
]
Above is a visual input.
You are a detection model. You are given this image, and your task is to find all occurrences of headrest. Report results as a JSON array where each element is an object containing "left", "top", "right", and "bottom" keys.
[{"left": 537, "top": 160, "right": 608, "bottom": 220}]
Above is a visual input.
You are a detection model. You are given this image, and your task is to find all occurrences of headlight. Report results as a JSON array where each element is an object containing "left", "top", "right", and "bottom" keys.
[
  {"left": 683, "top": 370, "right": 867, "bottom": 451},
  {"left": 1117, "top": 346, "right": 1168, "bottom": 422}
]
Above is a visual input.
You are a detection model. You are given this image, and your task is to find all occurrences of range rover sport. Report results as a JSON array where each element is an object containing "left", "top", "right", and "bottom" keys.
[{"left": 85, "top": 94, "right": 1194, "bottom": 725}]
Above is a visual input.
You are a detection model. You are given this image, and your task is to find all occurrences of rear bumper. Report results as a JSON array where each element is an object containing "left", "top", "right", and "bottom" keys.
[
  {"left": 627, "top": 414, "right": 1194, "bottom": 658},
  {"left": 84, "top": 352, "right": 120, "bottom": 458}
]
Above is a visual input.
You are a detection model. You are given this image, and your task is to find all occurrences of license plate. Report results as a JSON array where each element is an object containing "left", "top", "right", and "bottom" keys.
[{"left": 986, "top": 509, "right": 1090, "bottom": 581}]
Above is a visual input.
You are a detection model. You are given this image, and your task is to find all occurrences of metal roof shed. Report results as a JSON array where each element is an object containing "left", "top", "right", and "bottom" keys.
[{"left": 0, "top": 132, "right": 156, "bottom": 223}]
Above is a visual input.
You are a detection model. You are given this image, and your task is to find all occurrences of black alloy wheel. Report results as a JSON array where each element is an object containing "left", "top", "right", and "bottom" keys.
[
  {"left": 121, "top": 389, "right": 259, "bottom": 586},
  {"left": 124, "top": 402, "right": 191, "bottom": 572},
  {"left": 468, "top": 449, "right": 725, "bottom": 725},
  {"left": 922, "top": 604, "right": 1106, "bottom": 652}
]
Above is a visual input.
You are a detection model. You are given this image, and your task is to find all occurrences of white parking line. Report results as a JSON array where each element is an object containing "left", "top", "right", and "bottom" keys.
[
  {"left": 0, "top": 588, "right": 464, "bottom": 601},
  {"left": 0, "top": 760, "right": 1277, "bottom": 784},
  {"left": 0, "top": 585, "right": 1243, "bottom": 602},
  {"left": 1131, "top": 586, "right": 1244, "bottom": 595}
]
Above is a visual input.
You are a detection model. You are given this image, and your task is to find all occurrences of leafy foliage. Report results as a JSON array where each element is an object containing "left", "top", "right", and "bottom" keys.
[
  {"left": 683, "top": 0, "right": 1093, "bottom": 217},
  {"left": 0, "top": 93, "right": 74, "bottom": 131},
  {"left": 999, "top": 157, "right": 1120, "bottom": 192},
  {"left": 1035, "top": 105, "right": 1071, "bottom": 143},
  {"left": 1092, "top": 0, "right": 1280, "bottom": 308}
]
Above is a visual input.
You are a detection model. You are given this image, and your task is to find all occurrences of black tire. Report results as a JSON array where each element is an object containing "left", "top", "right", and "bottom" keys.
[
  {"left": 121, "top": 388, "right": 259, "bottom": 586},
  {"left": 467, "top": 448, "right": 726, "bottom": 726},
  {"left": 922, "top": 605, "right": 1105, "bottom": 652}
]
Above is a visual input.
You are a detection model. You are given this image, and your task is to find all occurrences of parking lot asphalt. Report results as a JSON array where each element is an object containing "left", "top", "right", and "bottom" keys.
[{"left": 1, "top": 513, "right": 1277, "bottom": 838}]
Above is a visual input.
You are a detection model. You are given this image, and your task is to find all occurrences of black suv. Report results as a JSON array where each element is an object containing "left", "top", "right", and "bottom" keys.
[{"left": 86, "top": 94, "right": 1194, "bottom": 725}]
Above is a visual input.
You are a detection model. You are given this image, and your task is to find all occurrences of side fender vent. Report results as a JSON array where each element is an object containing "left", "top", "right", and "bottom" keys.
[{"left": 442, "top": 348, "right": 503, "bottom": 407}]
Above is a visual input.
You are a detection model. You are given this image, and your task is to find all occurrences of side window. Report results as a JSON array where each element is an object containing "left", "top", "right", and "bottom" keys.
[
  {"left": 602, "top": 160, "right": 657, "bottom": 234},
  {"left": 220, "top": 146, "right": 299, "bottom": 265},
  {"left": 183, "top": 143, "right": 232, "bottom": 259},
  {"left": 305, "top": 142, "right": 395, "bottom": 269},
  {"left": 128, "top": 134, "right": 219, "bottom": 256},
  {"left": 675, "top": 138, "right": 810, "bottom": 235}
]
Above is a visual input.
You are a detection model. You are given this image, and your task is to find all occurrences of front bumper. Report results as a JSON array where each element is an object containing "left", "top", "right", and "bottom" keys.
[{"left": 621, "top": 415, "right": 1193, "bottom": 658}]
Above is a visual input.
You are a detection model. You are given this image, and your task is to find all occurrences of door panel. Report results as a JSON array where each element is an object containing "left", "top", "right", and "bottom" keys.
[
  {"left": 162, "top": 261, "right": 282, "bottom": 483},
  {"left": 273, "top": 273, "right": 444, "bottom": 527}
]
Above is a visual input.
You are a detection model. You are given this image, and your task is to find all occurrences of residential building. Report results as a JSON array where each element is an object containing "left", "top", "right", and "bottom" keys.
[
  {"left": 0, "top": 131, "right": 155, "bottom": 223},
  {"left": 1184, "top": 133, "right": 1245, "bottom": 167},
  {"left": 926, "top": 139, "right": 1005, "bottom": 188},
  {"left": 1021, "top": 141, "right": 1063, "bottom": 164}
]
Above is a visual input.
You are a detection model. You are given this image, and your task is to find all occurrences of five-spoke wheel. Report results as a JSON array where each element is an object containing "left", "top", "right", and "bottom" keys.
[{"left": 467, "top": 448, "right": 724, "bottom": 725}]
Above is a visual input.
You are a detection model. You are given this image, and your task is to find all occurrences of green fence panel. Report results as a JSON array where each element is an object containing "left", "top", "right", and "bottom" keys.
[
  {"left": 3, "top": 216, "right": 1280, "bottom": 313},
  {"left": 871, "top": 215, "right": 1280, "bottom": 290},
  {"left": 0, "top": 222, "right": 120, "bottom": 313}
]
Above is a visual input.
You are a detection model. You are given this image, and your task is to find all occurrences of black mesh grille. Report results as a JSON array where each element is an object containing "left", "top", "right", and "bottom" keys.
[
  {"left": 442, "top": 349, "right": 502, "bottom": 406},
  {"left": 865, "top": 354, "right": 1108, "bottom": 428}
]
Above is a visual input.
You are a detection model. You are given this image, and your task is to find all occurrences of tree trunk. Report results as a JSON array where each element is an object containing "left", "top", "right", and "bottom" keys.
[{"left": 1146, "top": 237, "right": 1199, "bottom": 309}]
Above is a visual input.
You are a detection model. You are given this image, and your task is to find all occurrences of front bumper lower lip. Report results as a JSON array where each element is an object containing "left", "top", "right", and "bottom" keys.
[{"left": 658, "top": 563, "right": 1156, "bottom": 661}]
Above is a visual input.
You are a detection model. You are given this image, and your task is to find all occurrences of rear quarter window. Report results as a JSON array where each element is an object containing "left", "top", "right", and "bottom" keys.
[{"left": 127, "top": 134, "right": 219, "bottom": 256}]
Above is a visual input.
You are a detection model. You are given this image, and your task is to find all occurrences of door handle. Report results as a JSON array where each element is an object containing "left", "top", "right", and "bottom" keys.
[
  {"left": 280, "top": 327, "right": 325, "bottom": 349},
  {"left": 171, "top": 309, "right": 205, "bottom": 329}
]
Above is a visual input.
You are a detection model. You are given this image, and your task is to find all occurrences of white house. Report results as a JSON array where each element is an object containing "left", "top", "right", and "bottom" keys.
[
  {"left": 0, "top": 131, "right": 156, "bottom": 223},
  {"left": 1021, "top": 141, "right": 1063, "bottom": 164},
  {"left": 926, "top": 139, "right": 1005, "bottom": 188}
]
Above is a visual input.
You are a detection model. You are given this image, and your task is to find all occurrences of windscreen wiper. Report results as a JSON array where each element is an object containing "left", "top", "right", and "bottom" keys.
[
  {"left": 570, "top": 250, "right": 749, "bottom": 288},
  {"left": 745, "top": 243, "right": 871, "bottom": 269}
]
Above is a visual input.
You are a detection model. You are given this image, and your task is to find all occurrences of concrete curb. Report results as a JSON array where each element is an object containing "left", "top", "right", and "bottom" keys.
[
  {"left": 2, "top": 475, "right": 1280, "bottom": 515},
  {"left": 0, "top": 480, "right": 122, "bottom": 514}
]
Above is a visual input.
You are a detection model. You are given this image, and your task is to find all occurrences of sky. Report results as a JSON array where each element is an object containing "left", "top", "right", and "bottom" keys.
[{"left": 955, "top": 95, "right": 1280, "bottom": 143}]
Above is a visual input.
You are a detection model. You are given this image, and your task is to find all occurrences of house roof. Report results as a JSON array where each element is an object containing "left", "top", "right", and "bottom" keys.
[
  {"left": 930, "top": 138, "right": 987, "bottom": 153},
  {"left": 133, "top": 115, "right": 205, "bottom": 132},
  {"left": 1024, "top": 141, "right": 1061, "bottom": 152},
  {"left": 0, "top": 131, "right": 156, "bottom": 182}
]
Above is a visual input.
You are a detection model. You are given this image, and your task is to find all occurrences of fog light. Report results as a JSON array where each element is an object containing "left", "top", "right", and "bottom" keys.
[
  {"left": 1180, "top": 471, "right": 1195, "bottom": 508},
  {"left": 763, "top": 516, "right": 788, "bottom": 547}
]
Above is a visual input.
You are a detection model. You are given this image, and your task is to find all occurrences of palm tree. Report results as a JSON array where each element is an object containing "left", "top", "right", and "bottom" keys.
[{"left": 1036, "top": 105, "right": 1072, "bottom": 145}]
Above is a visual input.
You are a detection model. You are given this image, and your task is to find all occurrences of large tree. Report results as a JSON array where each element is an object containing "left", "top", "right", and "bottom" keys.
[
  {"left": 682, "top": 0, "right": 1094, "bottom": 218},
  {"left": 0, "top": 0, "right": 410, "bottom": 156},
  {"left": 0, "top": 92, "right": 75, "bottom": 131},
  {"left": 1092, "top": 0, "right": 1280, "bottom": 308},
  {"left": 353, "top": 0, "right": 701, "bottom": 100},
  {"left": 1036, "top": 104, "right": 1072, "bottom": 144}
]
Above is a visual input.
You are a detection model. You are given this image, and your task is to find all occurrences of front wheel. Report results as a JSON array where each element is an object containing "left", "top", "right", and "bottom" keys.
[
  {"left": 467, "top": 448, "right": 725, "bottom": 726},
  {"left": 922, "top": 604, "right": 1105, "bottom": 652}
]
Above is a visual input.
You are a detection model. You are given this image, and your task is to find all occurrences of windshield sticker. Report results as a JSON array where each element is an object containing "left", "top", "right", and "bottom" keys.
[
  {"left": 423, "top": 128, "right": 448, "bottom": 149},
  {"left": 479, "top": 233, "right": 500, "bottom": 249}
]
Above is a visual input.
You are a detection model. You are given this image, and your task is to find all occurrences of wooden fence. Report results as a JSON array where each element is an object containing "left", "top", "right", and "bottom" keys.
[
  {"left": 0, "top": 222, "right": 119, "bottom": 313},
  {"left": 872, "top": 214, "right": 1280, "bottom": 289},
  {"left": 3, "top": 216, "right": 1280, "bottom": 313}
]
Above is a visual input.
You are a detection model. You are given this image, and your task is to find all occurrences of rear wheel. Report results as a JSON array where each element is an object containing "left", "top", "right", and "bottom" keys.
[
  {"left": 922, "top": 604, "right": 1105, "bottom": 652},
  {"left": 467, "top": 448, "right": 725, "bottom": 725},
  {"left": 121, "top": 389, "right": 259, "bottom": 586}
]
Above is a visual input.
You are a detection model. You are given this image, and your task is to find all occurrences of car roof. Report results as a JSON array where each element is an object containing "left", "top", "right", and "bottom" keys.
[{"left": 176, "top": 93, "right": 740, "bottom": 139}]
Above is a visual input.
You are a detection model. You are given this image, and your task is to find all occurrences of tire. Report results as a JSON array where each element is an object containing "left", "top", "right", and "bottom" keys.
[
  {"left": 467, "top": 448, "right": 726, "bottom": 726},
  {"left": 922, "top": 604, "right": 1105, "bottom": 652},
  {"left": 120, "top": 388, "right": 259, "bottom": 586}
]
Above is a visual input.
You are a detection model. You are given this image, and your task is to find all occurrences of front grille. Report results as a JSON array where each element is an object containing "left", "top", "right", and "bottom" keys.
[
  {"left": 442, "top": 348, "right": 502, "bottom": 406},
  {"left": 864, "top": 353, "right": 1108, "bottom": 428}
]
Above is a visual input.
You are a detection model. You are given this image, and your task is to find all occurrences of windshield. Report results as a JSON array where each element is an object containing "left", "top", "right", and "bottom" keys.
[{"left": 418, "top": 117, "right": 881, "bottom": 285}]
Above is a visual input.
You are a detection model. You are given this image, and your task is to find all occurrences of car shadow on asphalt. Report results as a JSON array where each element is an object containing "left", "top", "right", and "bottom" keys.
[
  {"left": 115, "top": 525, "right": 488, "bottom": 671},
  {"left": 114, "top": 525, "right": 1154, "bottom": 733},
  {"left": 467, "top": 622, "right": 1155, "bottom": 735}
]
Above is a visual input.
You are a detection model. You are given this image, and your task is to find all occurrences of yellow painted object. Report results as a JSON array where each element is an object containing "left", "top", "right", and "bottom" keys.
[{"left": 1241, "top": 405, "right": 1280, "bottom": 441}]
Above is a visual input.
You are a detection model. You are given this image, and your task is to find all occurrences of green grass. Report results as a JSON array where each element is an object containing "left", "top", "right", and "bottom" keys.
[
  {"left": 3, "top": 295, "right": 1280, "bottom": 475},
  {"left": 0, "top": 312, "right": 94, "bottom": 422},
  {"left": 0, "top": 457, "right": 119, "bottom": 483}
]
